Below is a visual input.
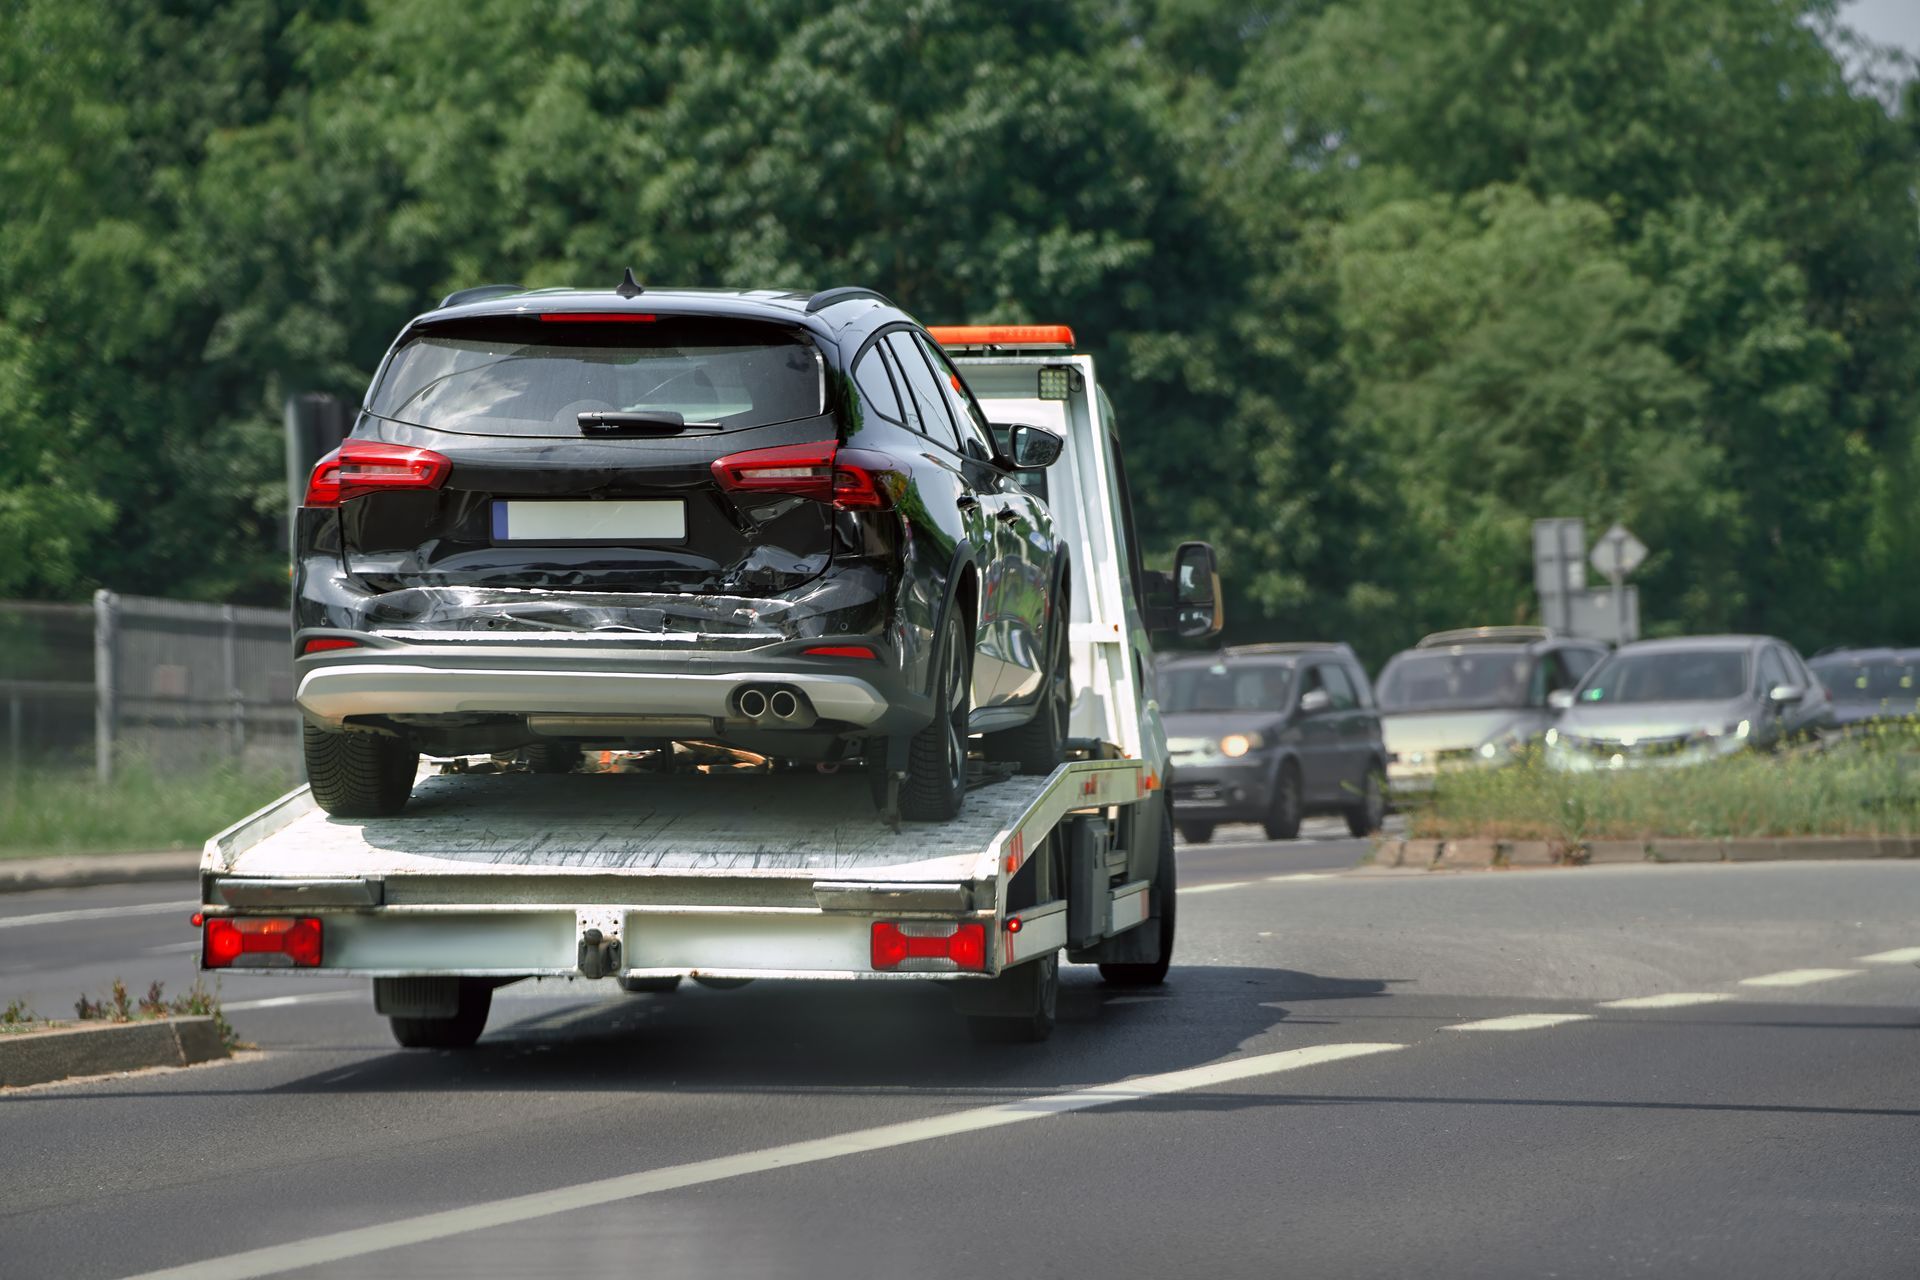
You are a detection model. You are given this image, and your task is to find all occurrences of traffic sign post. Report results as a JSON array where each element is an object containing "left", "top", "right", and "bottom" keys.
[{"left": 1589, "top": 522, "right": 1647, "bottom": 646}]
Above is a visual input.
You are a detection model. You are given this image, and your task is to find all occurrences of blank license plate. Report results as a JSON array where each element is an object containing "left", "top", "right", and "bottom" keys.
[{"left": 491, "top": 500, "right": 686, "bottom": 544}]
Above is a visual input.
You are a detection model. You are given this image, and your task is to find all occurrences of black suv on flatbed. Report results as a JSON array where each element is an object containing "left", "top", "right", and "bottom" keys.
[{"left": 293, "top": 279, "right": 1070, "bottom": 821}]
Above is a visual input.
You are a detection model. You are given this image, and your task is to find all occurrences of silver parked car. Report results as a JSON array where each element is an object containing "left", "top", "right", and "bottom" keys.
[
  {"left": 1544, "top": 634, "right": 1833, "bottom": 771},
  {"left": 1376, "top": 627, "right": 1607, "bottom": 797}
]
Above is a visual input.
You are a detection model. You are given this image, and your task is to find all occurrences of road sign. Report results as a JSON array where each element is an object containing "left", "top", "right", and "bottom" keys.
[{"left": 1590, "top": 522, "right": 1647, "bottom": 580}]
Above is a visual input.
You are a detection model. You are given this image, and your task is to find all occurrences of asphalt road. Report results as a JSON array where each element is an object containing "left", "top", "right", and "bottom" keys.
[{"left": 4, "top": 852, "right": 1918, "bottom": 1279}]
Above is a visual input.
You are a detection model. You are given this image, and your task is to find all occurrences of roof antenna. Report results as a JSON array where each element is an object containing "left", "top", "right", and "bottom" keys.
[{"left": 615, "top": 268, "right": 644, "bottom": 299}]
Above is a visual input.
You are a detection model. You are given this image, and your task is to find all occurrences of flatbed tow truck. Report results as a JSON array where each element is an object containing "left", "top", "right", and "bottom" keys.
[{"left": 197, "top": 324, "right": 1220, "bottom": 1043}]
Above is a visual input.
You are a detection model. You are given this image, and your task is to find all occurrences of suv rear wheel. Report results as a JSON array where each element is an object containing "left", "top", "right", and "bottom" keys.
[
  {"left": 304, "top": 724, "right": 418, "bottom": 818},
  {"left": 900, "top": 610, "right": 972, "bottom": 821},
  {"left": 1345, "top": 769, "right": 1386, "bottom": 837}
]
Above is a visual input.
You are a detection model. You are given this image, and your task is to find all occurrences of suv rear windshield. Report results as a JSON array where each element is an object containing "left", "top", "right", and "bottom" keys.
[
  {"left": 1810, "top": 657, "right": 1916, "bottom": 702},
  {"left": 1160, "top": 661, "right": 1294, "bottom": 713},
  {"left": 368, "top": 318, "right": 825, "bottom": 437},
  {"left": 1376, "top": 648, "right": 1532, "bottom": 712}
]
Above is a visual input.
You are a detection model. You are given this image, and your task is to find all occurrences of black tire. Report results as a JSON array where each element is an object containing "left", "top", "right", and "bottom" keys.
[
  {"left": 1345, "top": 769, "right": 1386, "bottom": 838},
  {"left": 388, "top": 980, "right": 491, "bottom": 1049},
  {"left": 1178, "top": 822, "right": 1215, "bottom": 845},
  {"left": 900, "top": 609, "right": 972, "bottom": 822},
  {"left": 304, "top": 723, "right": 418, "bottom": 818},
  {"left": 617, "top": 976, "right": 682, "bottom": 994},
  {"left": 522, "top": 741, "right": 582, "bottom": 774},
  {"left": 1101, "top": 805, "right": 1176, "bottom": 987},
  {"left": 1262, "top": 763, "right": 1303, "bottom": 841},
  {"left": 966, "top": 950, "right": 1059, "bottom": 1043},
  {"left": 985, "top": 600, "right": 1069, "bottom": 775}
]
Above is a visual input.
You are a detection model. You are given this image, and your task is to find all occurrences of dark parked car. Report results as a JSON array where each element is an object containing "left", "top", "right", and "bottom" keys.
[
  {"left": 1807, "top": 648, "right": 1920, "bottom": 727},
  {"left": 292, "top": 278, "right": 1071, "bottom": 821},
  {"left": 1160, "top": 643, "right": 1387, "bottom": 843},
  {"left": 1375, "top": 626, "right": 1607, "bottom": 797}
]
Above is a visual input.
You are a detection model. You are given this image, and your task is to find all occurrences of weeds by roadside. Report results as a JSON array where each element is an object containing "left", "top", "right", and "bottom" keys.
[
  {"left": 5, "top": 979, "right": 240, "bottom": 1051},
  {"left": 0, "top": 758, "right": 296, "bottom": 859},
  {"left": 1407, "top": 728, "right": 1920, "bottom": 843}
]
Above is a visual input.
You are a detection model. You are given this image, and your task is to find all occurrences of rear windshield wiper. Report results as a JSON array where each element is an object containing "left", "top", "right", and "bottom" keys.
[{"left": 577, "top": 410, "right": 719, "bottom": 435}]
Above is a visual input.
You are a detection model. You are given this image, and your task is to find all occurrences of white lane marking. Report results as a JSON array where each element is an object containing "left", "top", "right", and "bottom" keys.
[
  {"left": 1598, "top": 993, "right": 1734, "bottom": 1010},
  {"left": 0, "top": 899, "right": 196, "bottom": 930},
  {"left": 222, "top": 991, "right": 362, "bottom": 1013},
  {"left": 1856, "top": 947, "right": 1920, "bottom": 965},
  {"left": 1738, "top": 968, "right": 1864, "bottom": 988},
  {"left": 1444, "top": 1013, "right": 1594, "bottom": 1032},
  {"left": 121, "top": 1042, "right": 1405, "bottom": 1280},
  {"left": 1182, "top": 880, "right": 1251, "bottom": 894},
  {"left": 145, "top": 941, "right": 203, "bottom": 955},
  {"left": 1268, "top": 873, "right": 1335, "bottom": 882}
]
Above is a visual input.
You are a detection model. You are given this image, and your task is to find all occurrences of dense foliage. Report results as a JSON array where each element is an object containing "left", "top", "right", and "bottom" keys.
[{"left": 3, "top": 0, "right": 1916, "bottom": 663}]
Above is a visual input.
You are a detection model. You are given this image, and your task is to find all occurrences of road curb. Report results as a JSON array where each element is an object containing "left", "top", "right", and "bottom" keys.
[
  {"left": 0, "top": 1016, "right": 228, "bottom": 1088},
  {"left": 1371, "top": 835, "right": 1920, "bottom": 871},
  {"left": 0, "top": 852, "right": 198, "bottom": 895}
]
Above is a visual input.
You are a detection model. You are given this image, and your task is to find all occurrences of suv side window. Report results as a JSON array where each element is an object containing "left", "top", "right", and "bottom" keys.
[
  {"left": 1319, "top": 664, "right": 1359, "bottom": 711},
  {"left": 886, "top": 332, "right": 961, "bottom": 451},
  {"left": 920, "top": 336, "right": 998, "bottom": 462},
  {"left": 852, "top": 346, "right": 903, "bottom": 425},
  {"left": 1758, "top": 646, "right": 1792, "bottom": 694}
]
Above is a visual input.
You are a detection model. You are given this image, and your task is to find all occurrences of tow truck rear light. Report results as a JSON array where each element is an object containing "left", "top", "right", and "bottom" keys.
[
  {"left": 203, "top": 917, "right": 323, "bottom": 969},
  {"left": 803, "top": 645, "right": 877, "bottom": 659},
  {"left": 711, "top": 444, "right": 902, "bottom": 511},
  {"left": 304, "top": 441, "right": 451, "bottom": 508},
  {"left": 926, "top": 325, "right": 1075, "bottom": 351},
  {"left": 870, "top": 921, "right": 987, "bottom": 971},
  {"left": 302, "top": 637, "right": 360, "bottom": 656}
]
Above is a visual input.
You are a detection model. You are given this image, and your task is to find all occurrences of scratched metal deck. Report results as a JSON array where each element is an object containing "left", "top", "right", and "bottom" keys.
[{"left": 206, "top": 769, "right": 1057, "bottom": 883}]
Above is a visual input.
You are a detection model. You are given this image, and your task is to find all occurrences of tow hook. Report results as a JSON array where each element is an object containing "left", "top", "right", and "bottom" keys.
[{"left": 572, "top": 905, "right": 625, "bottom": 974}]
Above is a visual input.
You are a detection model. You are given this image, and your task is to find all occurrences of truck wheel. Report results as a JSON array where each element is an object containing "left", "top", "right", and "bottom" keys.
[
  {"left": 617, "top": 976, "right": 682, "bottom": 994},
  {"left": 1178, "top": 822, "right": 1215, "bottom": 845},
  {"left": 522, "top": 742, "right": 582, "bottom": 774},
  {"left": 304, "top": 723, "right": 417, "bottom": 818},
  {"left": 1345, "top": 769, "right": 1385, "bottom": 837},
  {"left": 388, "top": 980, "right": 491, "bottom": 1049},
  {"left": 985, "top": 604, "right": 1069, "bottom": 775},
  {"left": 1262, "top": 764, "right": 1302, "bottom": 841},
  {"left": 901, "top": 611, "right": 971, "bottom": 822},
  {"left": 1101, "top": 807, "right": 1176, "bottom": 987},
  {"left": 965, "top": 950, "right": 1059, "bottom": 1043}
]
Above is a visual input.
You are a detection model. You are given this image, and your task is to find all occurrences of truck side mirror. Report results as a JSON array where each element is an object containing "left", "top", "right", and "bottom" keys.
[
  {"left": 1147, "top": 541, "right": 1222, "bottom": 640},
  {"left": 1769, "top": 683, "right": 1805, "bottom": 705},
  {"left": 1298, "top": 689, "right": 1332, "bottom": 715}
]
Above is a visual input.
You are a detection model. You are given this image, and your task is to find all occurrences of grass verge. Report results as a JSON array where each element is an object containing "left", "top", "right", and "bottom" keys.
[
  {"left": 0, "top": 759, "right": 295, "bottom": 859},
  {"left": 1407, "top": 733, "right": 1920, "bottom": 843}
]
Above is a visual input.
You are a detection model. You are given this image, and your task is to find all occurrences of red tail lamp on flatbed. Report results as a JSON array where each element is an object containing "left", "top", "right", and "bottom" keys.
[{"left": 203, "top": 917, "right": 324, "bottom": 969}]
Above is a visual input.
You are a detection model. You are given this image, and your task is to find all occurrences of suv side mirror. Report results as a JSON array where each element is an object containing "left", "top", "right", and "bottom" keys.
[
  {"left": 993, "top": 422, "right": 1063, "bottom": 471},
  {"left": 1769, "top": 683, "right": 1805, "bottom": 705},
  {"left": 1145, "top": 541, "right": 1222, "bottom": 640},
  {"left": 1298, "top": 689, "right": 1332, "bottom": 715},
  {"left": 1548, "top": 689, "right": 1575, "bottom": 711}
]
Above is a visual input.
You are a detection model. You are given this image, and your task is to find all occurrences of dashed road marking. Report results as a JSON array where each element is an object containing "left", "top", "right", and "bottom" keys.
[
  {"left": 1856, "top": 947, "right": 1920, "bottom": 965},
  {"left": 1444, "top": 1013, "right": 1594, "bottom": 1032},
  {"left": 1598, "top": 993, "right": 1734, "bottom": 1010},
  {"left": 223, "top": 991, "right": 362, "bottom": 1013},
  {"left": 1738, "top": 968, "right": 1864, "bottom": 988},
  {"left": 1183, "top": 881, "right": 1252, "bottom": 894},
  {"left": 0, "top": 899, "right": 195, "bottom": 930},
  {"left": 121, "top": 1041, "right": 1406, "bottom": 1280},
  {"left": 1267, "top": 873, "right": 1336, "bottom": 882}
]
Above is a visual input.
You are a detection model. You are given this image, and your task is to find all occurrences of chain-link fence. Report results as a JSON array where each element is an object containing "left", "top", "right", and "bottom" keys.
[{"left": 0, "top": 592, "right": 297, "bottom": 778}]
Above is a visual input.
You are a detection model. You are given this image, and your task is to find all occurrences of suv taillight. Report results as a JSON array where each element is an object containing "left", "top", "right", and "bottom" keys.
[
  {"left": 304, "top": 441, "right": 452, "bottom": 508},
  {"left": 710, "top": 443, "right": 901, "bottom": 511}
]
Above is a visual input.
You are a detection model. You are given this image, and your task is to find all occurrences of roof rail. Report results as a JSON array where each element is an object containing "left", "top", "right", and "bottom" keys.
[
  {"left": 1221, "top": 641, "right": 1355, "bottom": 657},
  {"left": 437, "top": 284, "right": 525, "bottom": 310},
  {"left": 1416, "top": 625, "right": 1553, "bottom": 649},
  {"left": 805, "top": 286, "right": 893, "bottom": 313}
]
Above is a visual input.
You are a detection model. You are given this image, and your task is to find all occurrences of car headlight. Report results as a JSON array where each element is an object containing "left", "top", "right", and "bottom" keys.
[
  {"left": 1544, "top": 728, "right": 1559, "bottom": 747},
  {"left": 1220, "top": 732, "right": 1263, "bottom": 758}
]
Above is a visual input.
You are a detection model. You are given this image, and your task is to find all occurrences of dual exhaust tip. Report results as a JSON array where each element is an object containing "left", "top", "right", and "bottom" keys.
[{"left": 735, "top": 684, "right": 815, "bottom": 728}]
